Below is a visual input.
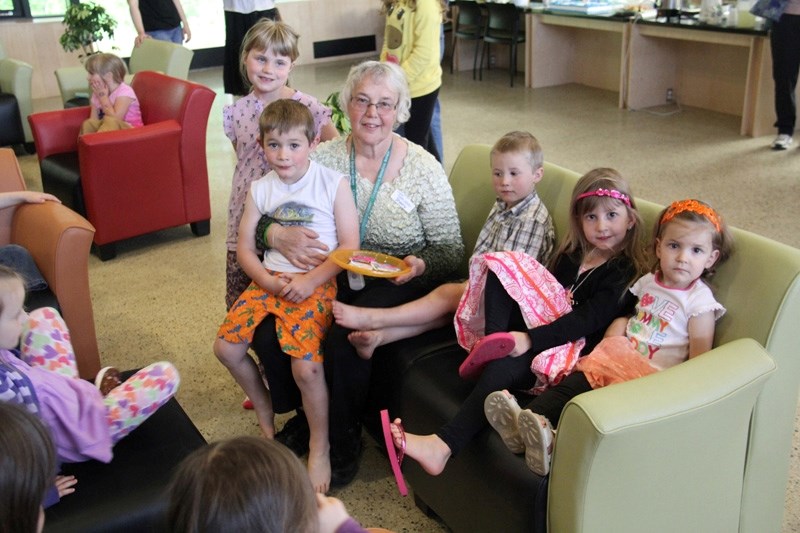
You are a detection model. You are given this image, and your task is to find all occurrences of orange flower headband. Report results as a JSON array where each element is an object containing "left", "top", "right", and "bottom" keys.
[{"left": 660, "top": 199, "right": 721, "bottom": 232}]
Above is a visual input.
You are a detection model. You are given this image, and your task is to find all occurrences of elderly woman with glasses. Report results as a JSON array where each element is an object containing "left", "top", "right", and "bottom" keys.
[{"left": 250, "top": 60, "right": 464, "bottom": 487}]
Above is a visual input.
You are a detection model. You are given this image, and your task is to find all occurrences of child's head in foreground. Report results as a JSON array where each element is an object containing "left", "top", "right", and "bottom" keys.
[
  {"left": 167, "top": 436, "right": 317, "bottom": 533},
  {"left": 490, "top": 131, "right": 544, "bottom": 208},
  {"left": 652, "top": 199, "right": 733, "bottom": 288},
  {"left": 259, "top": 99, "right": 319, "bottom": 182},
  {"left": 0, "top": 402, "right": 56, "bottom": 533},
  {"left": 84, "top": 53, "right": 127, "bottom": 86},
  {"left": 0, "top": 265, "right": 27, "bottom": 351}
]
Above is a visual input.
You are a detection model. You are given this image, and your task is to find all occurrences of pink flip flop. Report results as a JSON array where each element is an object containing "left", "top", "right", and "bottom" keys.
[
  {"left": 380, "top": 409, "right": 408, "bottom": 497},
  {"left": 458, "top": 332, "right": 516, "bottom": 380}
]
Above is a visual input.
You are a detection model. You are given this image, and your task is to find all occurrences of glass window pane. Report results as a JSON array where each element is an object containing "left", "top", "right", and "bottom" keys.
[{"left": 29, "top": 0, "right": 69, "bottom": 17}]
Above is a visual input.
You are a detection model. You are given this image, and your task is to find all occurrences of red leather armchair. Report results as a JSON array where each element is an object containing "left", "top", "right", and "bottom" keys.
[{"left": 28, "top": 71, "right": 215, "bottom": 260}]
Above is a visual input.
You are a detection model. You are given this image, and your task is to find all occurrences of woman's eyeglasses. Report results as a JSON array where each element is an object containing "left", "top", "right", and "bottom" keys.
[{"left": 350, "top": 96, "right": 397, "bottom": 114}]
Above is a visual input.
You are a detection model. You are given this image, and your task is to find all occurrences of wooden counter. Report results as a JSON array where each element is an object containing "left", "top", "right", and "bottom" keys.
[
  {"left": 523, "top": 11, "right": 781, "bottom": 137},
  {"left": 628, "top": 20, "right": 772, "bottom": 136},
  {"left": 526, "top": 13, "right": 628, "bottom": 107}
]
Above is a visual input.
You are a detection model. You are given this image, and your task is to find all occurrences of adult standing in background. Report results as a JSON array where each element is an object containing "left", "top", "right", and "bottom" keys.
[
  {"left": 751, "top": 0, "right": 800, "bottom": 150},
  {"left": 128, "top": 0, "right": 191, "bottom": 46},
  {"left": 224, "top": 1, "right": 281, "bottom": 96},
  {"left": 380, "top": 0, "right": 446, "bottom": 162}
]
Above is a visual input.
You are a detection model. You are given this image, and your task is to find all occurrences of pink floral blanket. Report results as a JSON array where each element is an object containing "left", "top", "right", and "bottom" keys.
[{"left": 455, "top": 251, "right": 585, "bottom": 393}]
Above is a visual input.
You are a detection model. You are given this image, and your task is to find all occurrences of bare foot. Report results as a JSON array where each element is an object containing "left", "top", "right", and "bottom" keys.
[
  {"left": 390, "top": 418, "right": 451, "bottom": 476},
  {"left": 308, "top": 448, "right": 331, "bottom": 494},
  {"left": 347, "top": 330, "right": 383, "bottom": 359},
  {"left": 333, "top": 301, "right": 379, "bottom": 330},
  {"left": 509, "top": 331, "right": 532, "bottom": 357}
]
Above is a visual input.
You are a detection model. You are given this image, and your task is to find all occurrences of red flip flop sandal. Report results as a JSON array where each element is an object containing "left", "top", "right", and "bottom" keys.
[
  {"left": 459, "top": 332, "right": 516, "bottom": 380},
  {"left": 380, "top": 409, "right": 408, "bottom": 496}
]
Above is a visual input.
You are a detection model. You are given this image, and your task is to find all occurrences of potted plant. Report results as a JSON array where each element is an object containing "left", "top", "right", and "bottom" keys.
[
  {"left": 324, "top": 91, "right": 351, "bottom": 135},
  {"left": 59, "top": 2, "right": 117, "bottom": 60}
]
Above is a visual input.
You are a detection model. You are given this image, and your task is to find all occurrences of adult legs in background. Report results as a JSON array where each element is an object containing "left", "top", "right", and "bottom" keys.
[
  {"left": 224, "top": 8, "right": 281, "bottom": 96},
  {"left": 429, "top": 23, "right": 446, "bottom": 163},
  {"left": 403, "top": 88, "right": 441, "bottom": 161},
  {"left": 770, "top": 14, "right": 800, "bottom": 148},
  {"left": 146, "top": 26, "right": 184, "bottom": 44}
]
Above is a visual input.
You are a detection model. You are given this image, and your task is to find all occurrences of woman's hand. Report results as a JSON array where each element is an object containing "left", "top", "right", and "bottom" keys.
[
  {"left": 55, "top": 475, "right": 77, "bottom": 498},
  {"left": 270, "top": 224, "right": 329, "bottom": 270},
  {"left": 392, "top": 255, "right": 425, "bottom": 285}
]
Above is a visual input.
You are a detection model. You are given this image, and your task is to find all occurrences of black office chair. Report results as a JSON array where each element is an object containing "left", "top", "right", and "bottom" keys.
[
  {"left": 451, "top": 0, "right": 484, "bottom": 79},
  {"left": 479, "top": 2, "right": 525, "bottom": 87}
]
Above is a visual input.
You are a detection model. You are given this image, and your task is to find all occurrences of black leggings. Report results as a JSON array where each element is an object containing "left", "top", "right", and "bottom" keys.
[
  {"left": 403, "top": 88, "right": 441, "bottom": 162},
  {"left": 436, "top": 271, "right": 592, "bottom": 454}
]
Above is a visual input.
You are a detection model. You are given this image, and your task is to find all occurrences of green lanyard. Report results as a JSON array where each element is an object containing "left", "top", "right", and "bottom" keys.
[{"left": 350, "top": 139, "right": 393, "bottom": 244}]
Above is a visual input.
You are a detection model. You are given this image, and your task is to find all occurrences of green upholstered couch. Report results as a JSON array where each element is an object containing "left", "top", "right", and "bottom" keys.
[{"left": 394, "top": 144, "right": 798, "bottom": 532}]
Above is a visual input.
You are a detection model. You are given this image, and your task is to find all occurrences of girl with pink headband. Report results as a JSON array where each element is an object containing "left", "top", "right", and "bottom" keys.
[
  {"left": 379, "top": 168, "right": 650, "bottom": 488},
  {"left": 483, "top": 198, "right": 733, "bottom": 476}
]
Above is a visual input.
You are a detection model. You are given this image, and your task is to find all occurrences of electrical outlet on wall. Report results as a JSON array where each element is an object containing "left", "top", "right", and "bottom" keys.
[
  {"left": 666, "top": 88, "right": 674, "bottom": 103},
  {"left": 490, "top": 55, "right": 496, "bottom": 67}
]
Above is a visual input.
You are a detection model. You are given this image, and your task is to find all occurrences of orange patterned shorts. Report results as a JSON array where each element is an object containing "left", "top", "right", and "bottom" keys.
[{"left": 217, "top": 276, "right": 337, "bottom": 363}]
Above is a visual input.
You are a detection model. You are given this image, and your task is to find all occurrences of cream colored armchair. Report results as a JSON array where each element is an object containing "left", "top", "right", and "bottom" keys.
[
  {"left": 54, "top": 39, "right": 194, "bottom": 107},
  {"left": 0, "top": 42, "right": 34, "bottom": 144}
]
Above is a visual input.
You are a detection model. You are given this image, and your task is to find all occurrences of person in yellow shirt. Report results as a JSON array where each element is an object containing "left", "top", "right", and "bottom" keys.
[{"left": 380, "top": 0, "right": 446, "bottom": 162}]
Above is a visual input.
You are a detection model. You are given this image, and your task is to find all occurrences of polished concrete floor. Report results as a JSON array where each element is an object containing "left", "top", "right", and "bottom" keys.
[{"left": 18, "top": 59, "right": 800, "bottom": 532}]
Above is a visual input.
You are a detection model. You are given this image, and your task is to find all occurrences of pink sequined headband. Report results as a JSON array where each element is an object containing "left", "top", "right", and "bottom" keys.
[{"left": 576, "top": 188, "right": 631, "bottom": 207}]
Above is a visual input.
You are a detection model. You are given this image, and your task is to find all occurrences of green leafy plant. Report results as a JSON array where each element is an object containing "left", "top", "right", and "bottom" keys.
[
  {"left": 324, "top": 91, "right": 351, "bottom": 135},
  {"left": 59, "top": 2, "right": 117, "bottom": 59}
]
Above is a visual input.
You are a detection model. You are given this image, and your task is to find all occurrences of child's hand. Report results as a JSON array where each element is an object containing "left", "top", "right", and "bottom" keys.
[
  {"left": 278, "top": 273, "right": 314, "bottom": 303},
  {"left": 89, "top": 76, "right": 108, "bottom": 99},
  {"left": 19, "top": 191, "right": 60, "bottom": 204},
  {"left": 55, "top": 475, "right": 77, "bottom": 498},
  {"left": 316, "top": 494, "right": 351, "bottom": 533}
]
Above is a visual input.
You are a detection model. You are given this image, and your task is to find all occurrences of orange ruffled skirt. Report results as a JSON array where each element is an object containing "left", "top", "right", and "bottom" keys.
[{"left": 575, "top": 336, "right": 658, "bottom": 389}]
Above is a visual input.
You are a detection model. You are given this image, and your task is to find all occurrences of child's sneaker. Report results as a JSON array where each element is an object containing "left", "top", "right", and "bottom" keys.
[
  {"left": 771, "top": 134, "right": 793, "bottom": 150},
  {"left": 94, "top": 366, "right": 122, "bottom": 396},
  {"left": 484, "top": 390, "right": 525, "bottom": 454},
  {"left": 517, "top": 410, "right": 555, "bottom": 476}
]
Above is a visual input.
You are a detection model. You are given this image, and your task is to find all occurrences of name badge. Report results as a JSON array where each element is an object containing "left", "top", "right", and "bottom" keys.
[{"left": 391, "top": 189, "right": 415, "bottom": 213}]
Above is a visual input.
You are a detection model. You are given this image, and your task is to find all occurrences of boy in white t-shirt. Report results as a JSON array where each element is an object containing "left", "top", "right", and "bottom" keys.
[{"left": 214, "top": 99, "right": 359, "bottom": 493}]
